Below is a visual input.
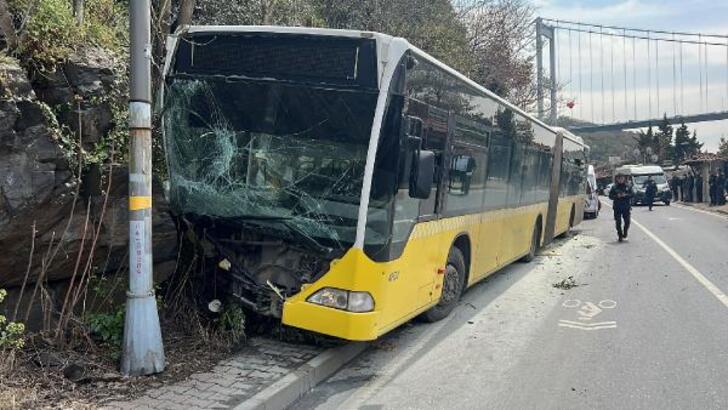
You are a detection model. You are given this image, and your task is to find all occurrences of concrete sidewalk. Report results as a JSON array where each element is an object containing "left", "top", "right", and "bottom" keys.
[
  {"left": 675, "top": 200, "right": 728, "bottom": 216},
  {"left": 102, "top": 337, "right": 366, "bottom": 410}
]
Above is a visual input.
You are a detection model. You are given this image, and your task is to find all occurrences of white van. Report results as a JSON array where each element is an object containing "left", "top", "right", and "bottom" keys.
[
  {"left": 584, "top": 165, "right": 600, "bottom": 218},
  {"left": 630, "top": 165, "right": 672, "bottom": 205}
]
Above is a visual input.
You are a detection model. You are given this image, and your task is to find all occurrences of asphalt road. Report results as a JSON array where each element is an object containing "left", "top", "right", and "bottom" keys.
[{"left": 292, "top": 199, "right": 728, "bottom": 410}]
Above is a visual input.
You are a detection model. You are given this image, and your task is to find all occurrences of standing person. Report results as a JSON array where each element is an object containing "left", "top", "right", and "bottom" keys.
[
  {"left": 680, "top": 175, "right": 686, "bottom": 201},
  {"left": 644, "top": 176, "right": 658, "bottom": 211},
  {"left": 696, "top": 174, "right": 704, "bottom": 203},
  {"left": 671, "top": 176, "right": 679, "bottom": 202},
  {"left": 609, "top": 171, "right": 634, "bottom": 242},
  {"left": 719, "top": 170, "right": 727, "bottom": 205},
  {"left": 709, "top": 172, "right": 718, "bottom": 206},
  {"left": 686, "top": 174, "right": 694, "bottom": 202}
]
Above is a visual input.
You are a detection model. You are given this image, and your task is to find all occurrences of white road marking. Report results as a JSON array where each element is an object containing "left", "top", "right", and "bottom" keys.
[
  {"left": 603, "top": 201, "right": 728, "bottom": 309},
  {"left": 577, "top": 302, "right": 603, "bottom": 319},
  {"left": 562, "top": 299, "right": 581, "bottom": 308},
  {"left": 558, "top": 320, "right": 617, "bottom": 326},
  {"left": 558, "top": 323, "right": 617, "bottom": 331},
  {"left": 631, "top": 218, "right": 728, "bottom": 309},
  {"left": 598, "top": 299, "right": 617, "bottom": 309}
]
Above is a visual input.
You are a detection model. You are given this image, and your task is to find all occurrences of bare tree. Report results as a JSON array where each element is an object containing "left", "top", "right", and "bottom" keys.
[
  {"left": 177, "top": 0, "right": 196, "bottom": 27},
  {"left": 0, "top": 0, "right": 17, "bottom": 50},
  {"left": 455, "top": 0, "right": 536, "bottom": 107},
  {"left": 72, "top": 0, "right": 84, "bottom": 25}
]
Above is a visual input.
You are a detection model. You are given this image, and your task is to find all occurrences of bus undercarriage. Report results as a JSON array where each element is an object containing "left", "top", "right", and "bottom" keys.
[{"left": 181, "top": 216, "right": 337, "bottom": 318}]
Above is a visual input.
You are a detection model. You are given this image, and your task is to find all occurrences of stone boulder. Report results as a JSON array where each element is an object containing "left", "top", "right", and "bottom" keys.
[
  {"left": 0, "top": 58, "right": 68, "bottom": 232},
  {"left": 0, "top": 55, "right": 177, "bottom": 303},
  {"left": 31, "top": 46, "right": 118, "bottom": 146}
]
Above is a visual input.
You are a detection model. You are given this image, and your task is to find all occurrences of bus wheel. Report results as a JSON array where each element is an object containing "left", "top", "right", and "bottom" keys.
[
  {"left": 521, "top": 222, "right": 541, "bottom": 263},
  {"left": 421, "top": 247, "right": 466, "bottom": 322}
]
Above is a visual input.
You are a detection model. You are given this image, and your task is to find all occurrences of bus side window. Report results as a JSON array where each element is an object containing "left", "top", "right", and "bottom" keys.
[{"left": 484, "top": 133, "right": 511, "bottom": 210}]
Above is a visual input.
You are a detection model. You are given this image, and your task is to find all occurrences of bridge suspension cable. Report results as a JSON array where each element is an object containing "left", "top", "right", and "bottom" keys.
[{"left": 535, "top": 18, "right": 728, "bottom": 131}]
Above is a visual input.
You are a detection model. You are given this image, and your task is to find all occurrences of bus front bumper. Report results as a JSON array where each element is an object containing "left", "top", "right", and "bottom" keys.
[{"left": 282, "top": 299, "right": 379, "bottom": 341}]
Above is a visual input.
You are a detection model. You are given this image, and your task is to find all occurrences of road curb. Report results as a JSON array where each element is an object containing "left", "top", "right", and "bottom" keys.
[
  {"left": 233, "top": 342, "right": 369, "bottom": 410},
  {"left": 673, "top": 202, "right": 728, "bottom": 217}
]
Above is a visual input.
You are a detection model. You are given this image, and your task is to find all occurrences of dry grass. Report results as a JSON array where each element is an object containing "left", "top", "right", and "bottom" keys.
[{"left": 0, "top": 314, "right": 237, "bottom": 410}]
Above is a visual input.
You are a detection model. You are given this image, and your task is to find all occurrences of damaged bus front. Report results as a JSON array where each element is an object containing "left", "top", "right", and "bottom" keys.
[{"left": 163, "top": 27, "right": 396, "bottom": 339}]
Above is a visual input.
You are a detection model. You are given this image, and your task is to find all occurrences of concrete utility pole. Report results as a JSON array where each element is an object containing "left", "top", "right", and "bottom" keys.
[
  {"left": 535, "top": 18, "right": 558, "bottom": 125},
  {"left": 536, "top": 18, "right": 544, "bottom": 121},
  {"left": 121, "top": 0, "right": 165, "bottom": 376}
]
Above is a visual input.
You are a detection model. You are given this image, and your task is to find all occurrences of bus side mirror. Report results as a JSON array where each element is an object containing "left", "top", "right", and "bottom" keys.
[{"left": 410, "top": 150, "right": 435, "bottom": 199}]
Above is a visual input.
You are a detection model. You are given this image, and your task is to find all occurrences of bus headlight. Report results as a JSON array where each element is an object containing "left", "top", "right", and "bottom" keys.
[
  {"left": 307, "top": 288, "right": 374, "bottom": 312},
  {"left": 347, "top": 291, "right": 375, "bottom": 312}
]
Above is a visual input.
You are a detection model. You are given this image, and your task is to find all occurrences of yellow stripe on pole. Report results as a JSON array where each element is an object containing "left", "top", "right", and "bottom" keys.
[{"left": 129, "top": 196, "right": 152, "bottom": 211}]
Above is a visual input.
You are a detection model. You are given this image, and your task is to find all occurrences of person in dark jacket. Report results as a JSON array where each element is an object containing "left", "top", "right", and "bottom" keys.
[
  {"left": 609, "top": 172, "right": 634, "bottom": 242},
  {"left": 671, "top": 176, "right": 679, "bottom": 201},
  {"left": 709, "top": 173, "right": 718, "bottom": 206},
  {"left": 719, "top": 171, "right": 727, "bottom": 205},
  {"left": 644, "top": 176, "right": 658, "bottom": 211},
  {"left": 686, "top": 174, "right": 695, "bottom": 202},
  {"left": 696, "top": 174, "right": 703, "bottom": 203}
]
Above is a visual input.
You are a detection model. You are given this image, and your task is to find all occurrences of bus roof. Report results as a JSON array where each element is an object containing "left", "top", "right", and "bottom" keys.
[
  {"left": 184, "top": 25, "right": 394, "bottom": 41},
  {"left": 174, "top": 25, "right": 588, "bottom": 150},
  {"left": 629, "top": 165, "right": 664, "bottom": 175}
]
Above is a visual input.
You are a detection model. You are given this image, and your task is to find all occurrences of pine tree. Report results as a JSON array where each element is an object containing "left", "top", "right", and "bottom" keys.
[
  {"left": 673, "top": 121, "right": 690, "bottom": 163},
  {"left": 656, "top": 114, "right": 674, "bottom": 162},
  {"left": 637, "top": 126, "right": 654, "bottom": 154},
  {"left": 686, "top": 130, "right": 703, "bottom": 159},
  {"left": 719, "top": 137, "right": 728, "bottom": 158}
]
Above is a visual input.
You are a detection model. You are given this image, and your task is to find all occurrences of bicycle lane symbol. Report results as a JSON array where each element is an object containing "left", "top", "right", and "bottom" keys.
[{"left": 558, "top": 299, "right": 617, "bottom": 331}]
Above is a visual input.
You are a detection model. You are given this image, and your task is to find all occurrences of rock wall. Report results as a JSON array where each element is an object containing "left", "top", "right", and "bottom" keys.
[{"left": 0, "top": 51, "right": 177, "bottom": 325}]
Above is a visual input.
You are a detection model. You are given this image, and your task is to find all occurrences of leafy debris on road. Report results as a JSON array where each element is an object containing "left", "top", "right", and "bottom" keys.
[{"left": 552, "top": 276, "right": 579, "bottom": 290}]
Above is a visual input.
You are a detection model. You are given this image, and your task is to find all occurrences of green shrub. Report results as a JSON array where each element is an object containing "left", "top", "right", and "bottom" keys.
[
  {"left": 219, "top": 304, "right": 246, "bottom": 345},
  {"left": 0, "top": 289, "right": 25, "bottom": 350},
  {"left": 86, "top": 307, "right": 124, "bottom": 349},
  {"left": 9, "top": 0, "right": 127, "bottom": 70}
]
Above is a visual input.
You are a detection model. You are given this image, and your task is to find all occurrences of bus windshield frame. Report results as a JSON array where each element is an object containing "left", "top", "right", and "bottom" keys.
[{"left": 163, "top": 32, "right": 381, "bottom": 251}]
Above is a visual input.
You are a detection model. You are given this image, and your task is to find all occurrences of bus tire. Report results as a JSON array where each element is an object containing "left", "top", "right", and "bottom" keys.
[
  {"left": 421, "top": 247, "right": 466, "bottom": 323},
  {"left": 520, "top": 221, "right": 541, "bottom": 263}
]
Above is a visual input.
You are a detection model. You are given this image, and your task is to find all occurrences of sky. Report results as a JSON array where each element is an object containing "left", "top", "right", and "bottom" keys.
[{"left": 533, "top": 0, "right": 728, "bottom": 151}]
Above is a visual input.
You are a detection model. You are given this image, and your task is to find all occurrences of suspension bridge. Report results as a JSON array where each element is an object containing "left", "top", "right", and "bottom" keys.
[{"left": 534, "top": 18, "right": 728, "bottom": 133}]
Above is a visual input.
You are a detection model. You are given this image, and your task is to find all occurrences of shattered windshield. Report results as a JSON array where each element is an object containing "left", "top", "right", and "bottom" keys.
[{"left": 163, "top": 78, "right": 378, "bottom": 249}]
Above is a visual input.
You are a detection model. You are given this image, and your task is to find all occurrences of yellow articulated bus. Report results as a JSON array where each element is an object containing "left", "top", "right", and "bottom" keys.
[{"left": 162, "top": 26, "right": 587, "bottom": 341}]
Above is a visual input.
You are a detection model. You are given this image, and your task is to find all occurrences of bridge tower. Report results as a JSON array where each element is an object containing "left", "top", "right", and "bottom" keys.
[{"left": 535, "top": 18, "right": 558, "bottom": 125}]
